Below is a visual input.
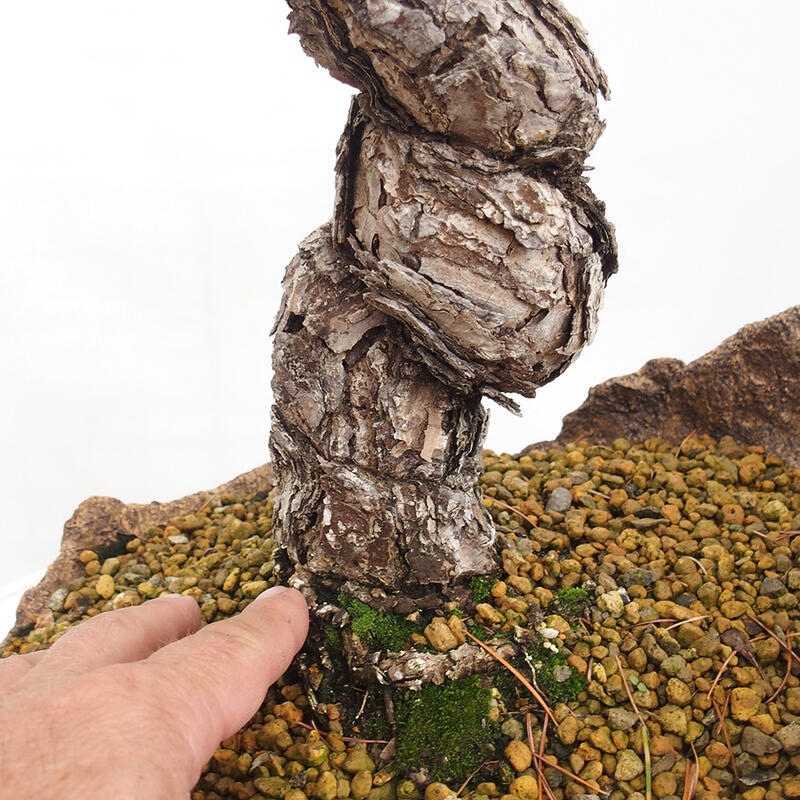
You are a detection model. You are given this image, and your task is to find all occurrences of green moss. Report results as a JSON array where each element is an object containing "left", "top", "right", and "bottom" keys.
[
  {"left": 322, "top": 623, "right": 343, "bottom": 653},
  {"left": 525, "top": 644, "right": 586, "bottom": 704},
  {"left": 336, "top": 592, "right": 415, "bottom": 652},
  {"left": 553, "top": 586, "right": 589, "bottom": 618},
  {"left": 394, "top": 675, "right": 498, "bottom": 784},
  {"left": 465, "top": 620, "right": 491, "bottom": 641},
  {"left": 470, "top": 575, "right": 492, "bottom": 603}
]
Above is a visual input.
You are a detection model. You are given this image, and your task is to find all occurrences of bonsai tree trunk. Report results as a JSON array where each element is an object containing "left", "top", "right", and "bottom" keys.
[{"left": 270, "top": 0, "right": 617, "bottom": 605}]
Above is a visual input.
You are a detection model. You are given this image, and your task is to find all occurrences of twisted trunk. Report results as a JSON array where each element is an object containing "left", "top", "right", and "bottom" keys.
[{"left": 270, "top": 0, "right": 617, "bottom": 603}]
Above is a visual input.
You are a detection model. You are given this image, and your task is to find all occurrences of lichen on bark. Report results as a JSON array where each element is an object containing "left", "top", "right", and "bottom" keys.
[{"left": 270, "top": 0, "right": 617, "bottom": 602}]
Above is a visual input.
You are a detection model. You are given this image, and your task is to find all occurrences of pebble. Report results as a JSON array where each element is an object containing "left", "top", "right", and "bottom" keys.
[
  {"left": 545, "top": 486, "right": 573, "bottom": 513},
  {"left": 95, "top": 574, "right": 115, "bottom": 599},
  {"left": 312, "top": 770, "right": 338, "bottom": 800},
  {"left": 607, "top": 708, "right": 639, "bottom": 731},
  {"left": 100, "top": 557, "right": 121, "bottom": 575},
  {"left": 274, "top": 701, "right": 304, "bottom": 727},
  {"left": 342, "top": 749, "right": 375, "bottom": 775},
  {"left": 350, "top": 771, "right": 373, "bottom": 800},
  {"left": 475, "top": 603, "right": 504, "bottom": 625},
  {"left": 659, "top": 654, "right": 688, "bottom": 677},
  {"left": 597, "top": 590, "right": 625, "bottom": 618},
  {"left": 720, "top": 599, "right": 749, "bottom": 619},
  {"left": 665, "top": 677, "right": 692, "bottom": 706},
  {"left": 508, "top": 775, "right": 539, "bottom": 800},
  {"left": 730, "top": 687, "right": 761, "bottom": 721},
  {"left": 659, "top": 705, "right": 688, "bottom": 737},
  {"left": 704, "top": 740, "right": 731, "bottom": 768},
  {"left": 651, "top": 771, "right": 678, "bottom": 798},
  {"left": 740, "top": 726, "right": 781, "bottom": 756},
  {"left": 6, "top": 434, "right": 800, "bottom": 800},
  {"left": 424, "top": 783, "right": 455, "bottom": 800},
  {"left": 556, "top": 716, "right": 580, "bottom": 745},
  {"left": 255, "top": 776, "right": 290, "bottom": 797},
  {"left": 776, "top": 723, "right": 800, "bottom": 754},
  {"left": 759, "top": 577, "right": 787, "bottom": 598},
  {"left": 588, "top": 726, "right": 616, "bottom": 754},
  {"left": 496, "top": 714, "right": 521, "bottom": 737},
  {"left": 503, "top": 740, "right": 532, "bottom": 773},
  {"left": 614, "top": 749, "right": 645, "bottom": 781},
  {"left": 785, "top": 688, "right": 800, "bottom": 714},
  {"left": 424, "top": 618, "right": 458, "bottom": 652}
]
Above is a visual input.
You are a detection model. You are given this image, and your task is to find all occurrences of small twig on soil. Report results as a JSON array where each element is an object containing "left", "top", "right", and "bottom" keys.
[
  {"left": 706, "top": 649, "right": 737, "bottom": 700},
  {"left": 527, "top": 712, "right": 556, "bottom": 800},
  {"left": 456, "top": 761, "right": 498, "bottom": 797},
  {"left": 675, "top": 430, "right": 697, "bottom": 457},
  {"left": 664, "top": 615, "right": 709, "bottom": 631},
  {"left": 356, "top": 688, "right": 371, "bottom": 720},
  {"left": 642, "top": 723, "right": 652, "bottom": 800},
  {"left": 768, "top": 631, "right": 795, "bottom": 703},
  {"left": 681, "top": 557, "right": 708, "bottom": 575},
  {"left": 295, "top": 721, "right": 390, "bottom": 746},
  {"left": 615, "top": 654, "right": 651, "bottom": 800},
  {"left": 630, "top": 617, "right": 706, "bottom": 629},
  {"left": 681, "top": 751, "right": 698, "bottom": 800},
  {"left": 711, "top": 695, "right": 739, "bottom": 783},
  {"left": 484, "top": 496, "right": 538, "bottom": 527},
  {"left": 615, "top": 655, "right": 641, "bottom": 718},
  {"left": 747, "top": 615, "right": 800, "bottom": 668},
  {"left": 531, "top": 751, "right": 610, "bottom": 795},
  {"left": 464, "top": 629, "right": 557, "bottom": 724}
]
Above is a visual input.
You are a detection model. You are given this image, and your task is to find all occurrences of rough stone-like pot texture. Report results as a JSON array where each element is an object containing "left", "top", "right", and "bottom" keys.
[
  {"left": 3, "top": 466, "right": 272, "bottom": 644},
  {"left": 557, "top": 304, "right": 800, "bottom": 468}
]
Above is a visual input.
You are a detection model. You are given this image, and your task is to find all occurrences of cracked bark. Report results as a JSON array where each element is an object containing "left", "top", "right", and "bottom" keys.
[{"left": 271, "top": 0, "right": 617, "bottom": 603}]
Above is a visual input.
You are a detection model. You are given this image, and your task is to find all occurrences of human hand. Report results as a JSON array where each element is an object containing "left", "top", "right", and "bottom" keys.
[{"left": 0, "top": 585, "right": 309, "bottom": 799}]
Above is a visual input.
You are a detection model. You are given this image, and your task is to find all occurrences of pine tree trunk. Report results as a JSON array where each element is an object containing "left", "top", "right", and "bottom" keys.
[{"left": 270, "top": 0, "right": 617, "bottom": 604}]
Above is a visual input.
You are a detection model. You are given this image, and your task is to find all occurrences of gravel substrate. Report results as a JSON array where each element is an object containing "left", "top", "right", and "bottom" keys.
[{"left": 4, "top": 433, "right": 800, "bottom": 800}]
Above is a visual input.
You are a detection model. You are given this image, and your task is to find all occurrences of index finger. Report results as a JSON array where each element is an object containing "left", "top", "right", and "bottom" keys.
[{"left": 137, "top": 585, "right": 309, "bottom": 773}]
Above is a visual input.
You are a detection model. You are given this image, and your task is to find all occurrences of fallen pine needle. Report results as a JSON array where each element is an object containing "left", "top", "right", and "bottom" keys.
[
  {"left": 768, "top": 631, "right": 794, "bottom": 703},
  {"left": 665, "top": 615, "right": 709, "bottom": 631},
  {"left": 747, "top": 615, "right": 800, "bottom": 668},
  {"left": 530, "top": 749, "right": 609, "bottom": 796},
  {"left": 484, "top": 496, "right": 538, "bottom": 527},
  {"left": 526, "top": 713, "right": 556, "bottom": 800},
  {"left": 675, "top": 430, "right": 697, "bottom": 457},
  {"left": 711, "top": 696, "right": 739, "bottom": 783},
  {"left": 642, "top": 724, "right": 652, "bottom": 800},
  {"left": 615, "top": 655, "right": 651, "bottom": 800},
  {"left": 681, "top": 756, "right": 698, "bottom": 800},
  {"left": 706, "top": 649, "right": 737, "bottom": 700},
  {"left": 295, "top": 721, "right": 389, "bottom": 745},
  {"left": 456, "top": 760, "right": 497, "bottom": 797},
  {"left": 464, "top": 629, "right": 557, "bottom": 724}
]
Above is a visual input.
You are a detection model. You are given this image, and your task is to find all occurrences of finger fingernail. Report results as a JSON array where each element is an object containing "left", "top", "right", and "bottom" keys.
[{"left": 252, "top": 585, "right": 291, "bottom": 603}]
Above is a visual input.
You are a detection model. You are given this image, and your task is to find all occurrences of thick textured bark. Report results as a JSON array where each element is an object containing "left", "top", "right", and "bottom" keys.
[
  {"left": 271, "top": 227, "right": 493, "bottom": 592},
  {"left": 271, "top": 0, "right": 616, "bottom": 599}
]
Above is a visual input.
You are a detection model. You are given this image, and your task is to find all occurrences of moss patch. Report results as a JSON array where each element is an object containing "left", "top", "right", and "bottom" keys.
[
  {"left": 394, "top": 675, "right": 498, "bottom": 784},
  {"left": 336, "top": 592, "right": 416, "bottom": 652},
  {"left": 469, "top": 575, "right": 492, "bottom": 603},
  {"left": 527, "top": 646, "right": 586, "bottom": 704},
  {"left": 553, "top": 586, "right": 589, "bottom": 618}
]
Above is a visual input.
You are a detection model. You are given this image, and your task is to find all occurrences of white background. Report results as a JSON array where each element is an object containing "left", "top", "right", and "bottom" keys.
[{"left": 2, "top": 2, "right": 799, "bottom": 609}]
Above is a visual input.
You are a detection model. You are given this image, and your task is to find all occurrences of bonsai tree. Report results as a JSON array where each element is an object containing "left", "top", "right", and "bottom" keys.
[{"left": 270, "top": 0, "right": 616, "bottom": 609}]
